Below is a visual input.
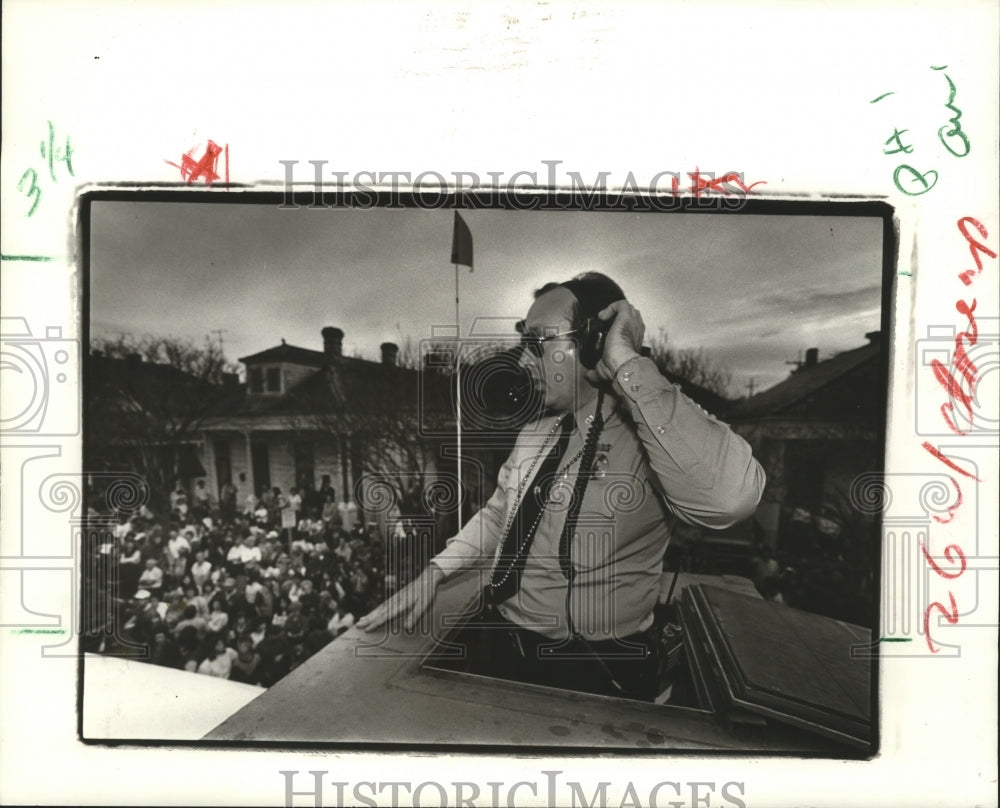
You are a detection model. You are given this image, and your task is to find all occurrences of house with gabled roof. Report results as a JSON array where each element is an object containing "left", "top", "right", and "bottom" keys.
[
  {"left": 198, "top": 327, "right": 458, "bottom": 533},
  {"left": 86, "top": 349, "right": 244, "bottom": 509},
  {"left": 726, "top": 331, "right": 884, "bottom": 552}
]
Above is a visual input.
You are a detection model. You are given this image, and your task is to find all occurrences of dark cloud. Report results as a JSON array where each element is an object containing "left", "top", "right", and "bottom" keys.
[{"left": 89, "top": 201, "right": 884, "bottom": 394}]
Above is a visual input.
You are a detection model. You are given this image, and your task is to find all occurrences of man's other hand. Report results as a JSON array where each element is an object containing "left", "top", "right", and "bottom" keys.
[
  {"left": 357, "top": 564, "right": 445, "bottom": 633},
  {"left": 585, "top": 299, "right": 645, "bottom": 385}
]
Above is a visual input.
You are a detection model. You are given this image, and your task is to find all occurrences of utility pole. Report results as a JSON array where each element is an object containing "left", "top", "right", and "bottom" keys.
[
  {"left": 785, "top": 349, "right": 804, "bottom": 374},
  {"left": 210, "top": 328, "right": 229, "bottom": 354}
]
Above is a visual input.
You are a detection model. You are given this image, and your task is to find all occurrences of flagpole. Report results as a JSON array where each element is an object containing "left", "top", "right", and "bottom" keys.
[
  {"left": 450, "top": 211, "right": 472, "bottom": 528},
  {"left": 454, "top": 262, "right": 462, "bottom": 524}
]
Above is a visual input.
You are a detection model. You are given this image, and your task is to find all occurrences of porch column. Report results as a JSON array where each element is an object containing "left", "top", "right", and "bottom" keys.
[
  {"left": 244, "top": 430, "right": 255, "bottom": 503},
  {"left": 202, "top": 432, "right": 217, "bottom": 498}
]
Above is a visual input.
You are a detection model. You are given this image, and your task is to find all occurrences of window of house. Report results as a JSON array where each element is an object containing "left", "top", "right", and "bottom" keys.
[
  {"left": 248, "top": 367, "right": 263, "bottom": 393},
  {"left": 265, "top": 367, "right": 281, "bottom": 393}
]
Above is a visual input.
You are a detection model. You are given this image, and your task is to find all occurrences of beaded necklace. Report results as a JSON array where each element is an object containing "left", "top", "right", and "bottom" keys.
[
  {"left": 489, "top": 400, "right": 613, "bottom": 590},
  {"left": 490, "top": 415, "right": 574, "bottom": 589}
]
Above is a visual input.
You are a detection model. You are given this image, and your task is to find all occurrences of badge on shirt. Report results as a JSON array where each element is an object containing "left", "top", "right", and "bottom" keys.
[{"left": 591, "top": 453, "right": 609, "bottom": 479}]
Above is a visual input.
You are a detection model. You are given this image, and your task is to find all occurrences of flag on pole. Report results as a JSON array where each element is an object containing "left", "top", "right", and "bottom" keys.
[{"left": 451, "top": 211, "right": 473, "bottom": 271}]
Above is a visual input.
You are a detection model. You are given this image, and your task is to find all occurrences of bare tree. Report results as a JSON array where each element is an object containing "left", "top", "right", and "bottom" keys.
[
  {"left": 87, "top": 333, "right": 242, "bottom": 508},
  {"left": 645, "top": 327, "right": 733, "bottom": 398}
]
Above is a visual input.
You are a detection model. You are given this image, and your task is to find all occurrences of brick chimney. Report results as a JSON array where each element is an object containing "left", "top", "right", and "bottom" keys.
[
  {"left": 805, "top": 347, "right": 819, "bottom": 368},
  {"left": 380, "top": 342, "right": 399, "bottom": 366},
  {"left": 322, "top": 327, "right": 344, "bottom": 358}
]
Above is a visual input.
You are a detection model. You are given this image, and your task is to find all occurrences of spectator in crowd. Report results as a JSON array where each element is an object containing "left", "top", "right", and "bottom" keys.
[
  {"left": 338, "top": 498, "right": 359, "bottom": 533},
  {"left": 137, "top": 558, "right": 164, "bottom": 599},
  {"left": 173, "top": 604, "right": 207, "bottom": 636},
  {"left": 271, "top": 596, "right": 290, "bottom": 628},
  {"left": 167, "top": 527, "right": 192, "bottom": 559},
  {"left": 288, "top": 487, "right": 303, "bottom": 525},
  {"left": 140, "top": 527, "right": 165, "bottom": 563},
  {"left": 167, "top": 546, "right": 189, "bottom": 583},
  {"left": 177, "top": 626, "right": 201, "bottom": 672},
  {"left": 219, "top": 478, "right": 238, "bottom": 521},
  {"left": 190, "top": 549, "right": 212, "bottom": 593},
  {"left": 230, "top": 637, "right": 262, "bottom": 684},
  {"left": 240, "top": 534, "right": 263, "bottom": 566},
  {"left": 321, "top": 491, "right": 340, "bottom": 530},
  {"left": 334, "top": 534, "right": 352, "bottom": 564},
  {"left": 259, "top": 486, "right": 275, "bottom": 516},
  {"left": 96, "top": 473, "right": 400, "bottom": 690},
  {"left": 327, "top": 600, "right": 355, "bottom": 637},
  {"left": 192, "top": 479, "right": 212, "bottom": 518},
  {"left": 169, "top": 479, "right": 189, "bottom": 518},
  {"left": 197, "top": 635, "right": 237, "bottom": 679},
  {"left": 119, "top": 539, "right": 142, "bottom": 599},
  {"left": 150, "top": 624, "right": 182, "bottom": 669},
  {"left": 206, "top": 597, "right": 230, "bottom": 634},
  {"left": 244, "top": 486, "right": 258, "bottom": 517},
  {"left": 182, "top": 583, "right": 210, "bottom": 620},
  {"left": 314, "top": 475, "right": 335, "bottom": 511},
  {"left": 286, "top": 633, "right": 310, "bottom": 673},
  {"left": 226, "top": 613, "right": 252, "bottom": 648},
  {"left": 270, "top": 486, "right": 289, "bottom": 524},
  {"left": 249, "top": 618, "right": 268, "bottom": 648},
  {"left": 255, "top": 624, "right": 290, "bottom": 686}
]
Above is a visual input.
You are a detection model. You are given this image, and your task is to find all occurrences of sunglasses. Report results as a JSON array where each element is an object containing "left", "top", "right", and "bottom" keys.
[{"left": 516, "top": 322, "right": 580, "bottom": 358}]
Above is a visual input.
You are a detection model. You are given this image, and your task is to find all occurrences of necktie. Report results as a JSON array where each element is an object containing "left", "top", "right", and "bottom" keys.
[
  {"left": 558, "top": 400, "right": 605, "bottom": 579},
  {"left": 489, "top": 414, "right": 574, "bottom": 605}
]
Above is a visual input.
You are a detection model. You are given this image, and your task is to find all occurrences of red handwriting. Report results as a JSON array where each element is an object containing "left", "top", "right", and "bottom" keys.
[
  {"left": 957, "top": 217, "right": 997, "bottom": 285},
  {"left": 917, "top": 215, "right": 993, "bottom": 652},
  {"left": 923, "top": 592, "right": 960, "bottom": 653},
  {"left": 921, "top": 442, "right": 980, "bottom": 483},
  {"left": 165, "top": 140, "right": 229, "bottom": 186},
  {"left": 928, "top": 297, "right": 978, "bottom": 435},
  {"left": 920, "top": 541, "right": 967, "bottom": 654},
  {"left": 688, "top": 168, "right": 766, "bottom": 197},
  {"left": 920, "top": 541, "right": 967, "bottom": 580}
]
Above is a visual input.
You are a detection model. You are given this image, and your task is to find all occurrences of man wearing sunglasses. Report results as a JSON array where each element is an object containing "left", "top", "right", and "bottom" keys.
[{"left": 360, "top": 272, "right": 765, "bottom": 701}]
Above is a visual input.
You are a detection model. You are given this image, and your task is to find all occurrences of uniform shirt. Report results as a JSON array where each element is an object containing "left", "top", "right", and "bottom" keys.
[{"left": 432, "top": 357, "right": 765, "bottom": 640}]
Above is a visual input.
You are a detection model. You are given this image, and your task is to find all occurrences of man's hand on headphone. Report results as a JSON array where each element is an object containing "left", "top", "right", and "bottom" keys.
[{"left": 585, "top": 299, "right": 645, "bottom": 385}]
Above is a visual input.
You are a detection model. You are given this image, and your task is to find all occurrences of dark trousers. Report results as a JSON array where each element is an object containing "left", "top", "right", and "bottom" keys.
[{"left": 454, "top": 603, "right": 659, "bottom": 702}]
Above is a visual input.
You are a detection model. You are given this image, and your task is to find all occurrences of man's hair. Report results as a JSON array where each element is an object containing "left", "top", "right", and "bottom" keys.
[{"left": 534, "top": 272, "right": 626, "bottom": 330}]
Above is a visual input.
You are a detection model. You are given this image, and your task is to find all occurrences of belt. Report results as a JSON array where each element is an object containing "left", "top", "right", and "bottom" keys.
[{"left": 481, "top": 601, "right": 654, "bottom": 661}]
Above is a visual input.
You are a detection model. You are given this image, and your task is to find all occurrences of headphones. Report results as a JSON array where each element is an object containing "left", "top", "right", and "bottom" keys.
[
  {"left": 577, "top": 315, "right": 610, "bottom": 370},
  {"left": 559, "top": 276, "right": 625, "bottom": 371}
]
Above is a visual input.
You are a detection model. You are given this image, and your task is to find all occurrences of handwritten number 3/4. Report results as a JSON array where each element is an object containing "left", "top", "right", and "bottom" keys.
[{"left": 17, "top": 168, "right": 41, "bottom": 217}]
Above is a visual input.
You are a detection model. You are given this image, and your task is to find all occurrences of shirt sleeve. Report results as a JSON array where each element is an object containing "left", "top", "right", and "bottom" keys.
[
  {"left": 614, "top": 356, "right": 765, "bottom": 529},
  {"left": 430, "top": 459, "right": 513, "bottom": 579}
]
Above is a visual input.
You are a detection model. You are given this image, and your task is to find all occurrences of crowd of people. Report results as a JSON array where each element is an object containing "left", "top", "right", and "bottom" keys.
[{"left": 91, "top": 476, "right": 433, "bottom": 688}]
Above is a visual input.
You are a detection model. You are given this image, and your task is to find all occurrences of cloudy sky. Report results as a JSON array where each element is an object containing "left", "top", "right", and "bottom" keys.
[{"left": 89, "top": 199, "right": 884, "bottom": 395}]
